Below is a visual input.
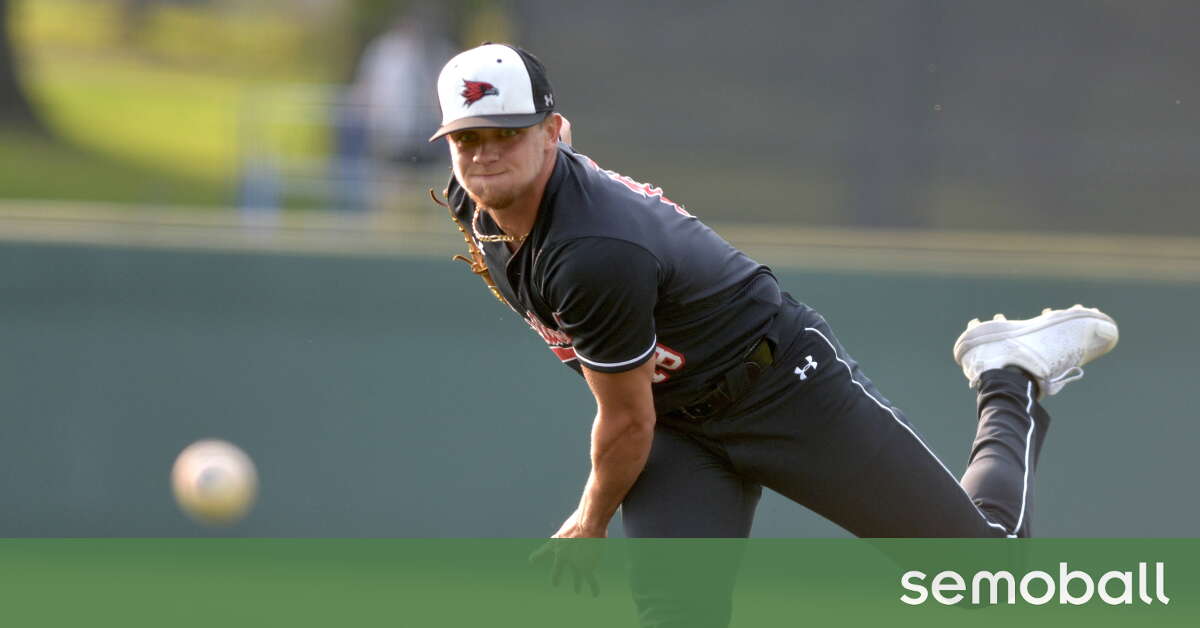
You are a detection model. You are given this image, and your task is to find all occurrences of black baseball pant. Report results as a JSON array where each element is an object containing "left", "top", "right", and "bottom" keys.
[{"left": 620, "top": 298, "right": 1050, "bottom": 626}]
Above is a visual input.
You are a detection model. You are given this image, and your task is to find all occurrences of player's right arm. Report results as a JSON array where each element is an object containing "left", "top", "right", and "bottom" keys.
[
  {"left": 541, "top": 237, "right": 662, "bottom": 537},
  {"left": 552, "top": 359, "right": 656, "bottom": 538}
]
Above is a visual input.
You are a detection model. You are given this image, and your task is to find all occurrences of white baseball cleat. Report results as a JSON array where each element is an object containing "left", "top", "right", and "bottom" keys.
[{"left": 953, "top": 305, "right": 1119, "bottom": 399}]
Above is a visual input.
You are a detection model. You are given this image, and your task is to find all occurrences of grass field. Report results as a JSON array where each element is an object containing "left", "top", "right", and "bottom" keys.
[
  {"left": 28, "top": 54, "right": 245, "bottom": 183},
  {"left": 8, "top": 0, "right": 340, "bottom": 204},
  {"left": 0, "top": 130, "right": 229, "bottom": 206}
]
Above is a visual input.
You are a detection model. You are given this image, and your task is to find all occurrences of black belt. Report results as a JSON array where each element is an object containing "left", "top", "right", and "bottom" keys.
[{"left": 664, "top": 337, "right": 774, "bottom": 422}]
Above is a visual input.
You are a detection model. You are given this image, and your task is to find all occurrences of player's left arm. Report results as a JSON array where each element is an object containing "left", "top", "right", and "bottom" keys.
[{"left": 553, "top": 359, "right": 656, "bottom": 538}]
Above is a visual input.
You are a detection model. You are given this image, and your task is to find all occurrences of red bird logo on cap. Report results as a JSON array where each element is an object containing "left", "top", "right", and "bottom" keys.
[{"left": 461, "top": 80, "right": 499, "bottom": 107}]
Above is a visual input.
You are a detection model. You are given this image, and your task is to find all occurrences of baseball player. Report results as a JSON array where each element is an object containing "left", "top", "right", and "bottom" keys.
[{"left": 427, "top": 44, "right": 1118, "bottom": 624}]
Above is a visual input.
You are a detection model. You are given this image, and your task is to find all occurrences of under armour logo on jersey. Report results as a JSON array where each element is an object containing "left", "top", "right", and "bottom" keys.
[
  {"left": 794, "top": 355, "right": 819, "bottom": 380},
  {"left": 461, "top": 80, "right": 498, "bottom": 107}
]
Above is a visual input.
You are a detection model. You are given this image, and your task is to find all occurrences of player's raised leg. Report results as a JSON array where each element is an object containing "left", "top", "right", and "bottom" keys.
[
  {"left": 724, "top": 304, "right": 1117, "bottom": 538},
  {"left": 955, "top": 305, "right": 1119, "bottom": 536},
  {"left": 730, "top": 311, "right": 1015, "bottom": 537}
]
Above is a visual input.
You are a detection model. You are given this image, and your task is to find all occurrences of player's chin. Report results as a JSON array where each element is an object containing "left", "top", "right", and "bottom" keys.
[{"left": 467, "top": 185, "right": 517, "bottom": 210}]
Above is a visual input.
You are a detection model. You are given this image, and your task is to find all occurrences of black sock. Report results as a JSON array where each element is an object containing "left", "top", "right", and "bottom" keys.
[{"left": 1003, "top": 365, "right": 1040, "bottom": 398}]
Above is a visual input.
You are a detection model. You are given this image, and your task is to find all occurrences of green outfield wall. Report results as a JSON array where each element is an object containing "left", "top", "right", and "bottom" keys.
[{"left": 1, "top": 241, "right": 1195, "bottom": 537}]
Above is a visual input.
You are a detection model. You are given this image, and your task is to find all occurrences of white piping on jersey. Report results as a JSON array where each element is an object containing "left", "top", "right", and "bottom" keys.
[
  {"left": 1010, "top": 381, "right": 1037, "bottom": 537},
  {"left": 575, "top": 336, "right": 658, "bottom": 369},
  {"left": 804, "top": 327, "right": 1012, "bottom": 536}
]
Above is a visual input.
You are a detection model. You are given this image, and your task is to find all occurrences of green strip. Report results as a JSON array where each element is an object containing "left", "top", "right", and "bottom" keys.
[{"left": 0, "top": 539, "right": 1195, "bottom": 627}]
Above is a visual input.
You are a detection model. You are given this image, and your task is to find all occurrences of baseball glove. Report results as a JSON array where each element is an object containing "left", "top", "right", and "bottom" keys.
[{"left": 430, "top": 188, "right": 510, "bottom": 307}]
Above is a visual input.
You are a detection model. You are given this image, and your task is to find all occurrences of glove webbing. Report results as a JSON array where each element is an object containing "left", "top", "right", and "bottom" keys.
[{"left": 430, "top": 188, "right": 510, "bottom": 307}]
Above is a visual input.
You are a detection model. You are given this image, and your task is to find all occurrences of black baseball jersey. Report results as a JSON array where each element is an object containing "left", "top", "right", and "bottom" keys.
[{"left": 447, "top": 143, "right": 782, "bottom": 413}]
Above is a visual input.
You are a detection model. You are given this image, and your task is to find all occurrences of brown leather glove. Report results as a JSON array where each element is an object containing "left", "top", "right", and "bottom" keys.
[{"left": 431, "top": 188, "right": 509, "bottom": 307}]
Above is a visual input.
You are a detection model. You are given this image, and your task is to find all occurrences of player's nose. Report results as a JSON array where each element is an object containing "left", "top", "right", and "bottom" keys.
[{"left": 472, "top": 138, "right": 501, "bottom": 163}]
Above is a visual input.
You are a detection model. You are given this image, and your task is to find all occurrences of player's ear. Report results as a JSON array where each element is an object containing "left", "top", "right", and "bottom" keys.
[
  {"left": 543, "top": 113, "right": 565, "bottom": 147},
  {"left": 556, "top": 114, "right": 573, "bottom": 147}
]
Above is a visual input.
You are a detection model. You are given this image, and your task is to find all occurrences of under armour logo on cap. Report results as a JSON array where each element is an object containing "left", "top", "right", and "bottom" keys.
[
  {"left": 461, "top": 80, "right": 499, "bottom": 107},
  {"left": 429, "top": 43, "right": 557, "bottom": 142}
]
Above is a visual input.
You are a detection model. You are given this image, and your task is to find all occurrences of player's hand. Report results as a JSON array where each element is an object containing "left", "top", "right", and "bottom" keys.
[
  {"left": 550, "top": 507, "right": 606, "bottom": 539},
  {"left": 529, "top": 537, "right": 603, "bottom": 597},
  {"left": 528, "top": 509, "right": 605, "bottom": 596}
]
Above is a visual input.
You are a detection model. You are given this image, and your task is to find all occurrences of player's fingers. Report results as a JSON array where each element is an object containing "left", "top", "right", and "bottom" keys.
[
  {"left": 550, "top": 555, "right": 564, "bottom": 587},
  {"left": 528, "top": 542, "right": 552, "bottom": 565},
  {"left": 587, "top": 571, "right": 600, "bottom": 598}
]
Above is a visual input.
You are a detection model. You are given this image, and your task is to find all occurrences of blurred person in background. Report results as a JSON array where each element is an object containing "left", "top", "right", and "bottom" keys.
[{"left": 334, "top": 4, "right": 454, "bottom": 211}]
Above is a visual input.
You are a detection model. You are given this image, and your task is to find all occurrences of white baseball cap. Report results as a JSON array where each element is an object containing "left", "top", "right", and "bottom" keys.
[{"left": 428, "top": 43, "right": 556, "bottom": 142}]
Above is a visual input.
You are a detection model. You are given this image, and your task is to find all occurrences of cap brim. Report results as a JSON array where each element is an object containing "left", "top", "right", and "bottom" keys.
[{"left": 428, "top": 112, "right": 550, "bottom": 142}]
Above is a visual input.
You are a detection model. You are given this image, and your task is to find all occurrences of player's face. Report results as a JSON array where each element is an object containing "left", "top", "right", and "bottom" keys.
[{"left": 447, "top": 122, "right": 554, "bottom": 210}]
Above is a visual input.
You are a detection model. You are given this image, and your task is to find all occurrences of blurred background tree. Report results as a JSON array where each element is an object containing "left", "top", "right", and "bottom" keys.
[{"left": 0, "top": 0, "right": 46, "bottom": 133}]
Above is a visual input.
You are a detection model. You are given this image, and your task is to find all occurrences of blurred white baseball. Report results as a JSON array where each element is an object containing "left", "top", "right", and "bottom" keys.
[{"left": 171, "top": 439, "right": 258, "bottom": 525}]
